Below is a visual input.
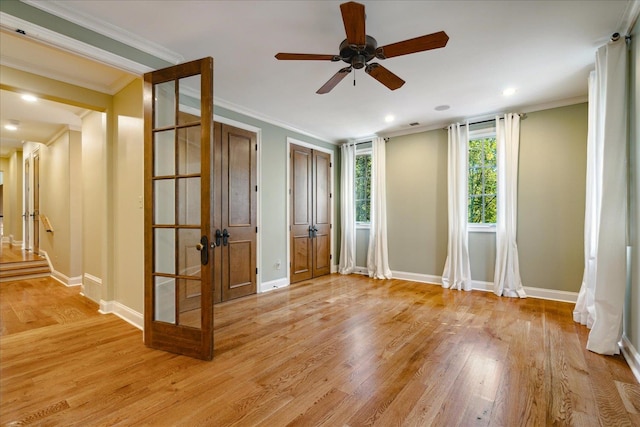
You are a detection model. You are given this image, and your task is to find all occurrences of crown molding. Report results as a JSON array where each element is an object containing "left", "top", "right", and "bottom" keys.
[
  {"left": 0, "top": 12, "right": 152, "bottom": 79},
  {"left": 213, "top": 96, "right": 338, "bottom": 145},
  {"left": 23, "top": 0, "right": 184, "bottom": 65}
]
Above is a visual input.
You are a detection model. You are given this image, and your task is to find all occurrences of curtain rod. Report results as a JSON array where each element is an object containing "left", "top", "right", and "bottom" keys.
[
  {"left": 346, "top": 138, "right": 389, "bottom": 147},
  {"left": 443, "top": 113, "right": 527, "bottom": 130}
]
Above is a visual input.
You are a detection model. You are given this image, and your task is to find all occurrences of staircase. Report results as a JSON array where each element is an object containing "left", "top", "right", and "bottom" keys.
[{"left": 0, "top": 258, "right": 51, "bottom": 282}]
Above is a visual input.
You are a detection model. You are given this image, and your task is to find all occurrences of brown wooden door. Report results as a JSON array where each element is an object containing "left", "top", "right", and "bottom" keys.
[
  {"left": 290, "top": 144, "right": 313, "bottom": 283},
  {"left": 214, "top": 123, "right": 257, "bottom": 302},
  {"left": 312, "top": 150, "right": 331, "bottom": 277},
  {"left": 33, "top": 152, "right": 40, "bottom": 254},
  {"left": 290, "top": 144, "right": 331, "bottom": 283},
  {"left": 144, "top": 57, "right": 214, "bottom": 360}
]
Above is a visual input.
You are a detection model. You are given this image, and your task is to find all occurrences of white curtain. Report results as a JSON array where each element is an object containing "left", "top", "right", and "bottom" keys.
[
  {"left": 493, "top": 113, "right": 526, "bottom": 298},
  {"left": 367, "top": 137, "right": 392, "bottom": 279},
  {"left": 339, "top": 143, "right": 356, "bottom": 274},
  {"left": 442, "top": 123, "right": 473, "bottom": 291},
  {"left": 573, "top": 39, "right": 627, "bottom": 355}
]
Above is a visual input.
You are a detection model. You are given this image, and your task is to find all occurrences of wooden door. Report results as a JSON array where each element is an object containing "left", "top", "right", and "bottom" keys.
[
  {"left": 33, "top": 152, "right": 40, "bottom": 254},
  {"left": 144, "top": 57, "right": 214, "bottom": 360},
  {"left": 213, "top": 123, "right": 257, "bottom": 303},
  {"left": 290, "top": 144, "right": 313, "bottom": 283},
  {"left": 312, "top": 150, "right": 331, "bottom": 277},
  {"left": 290, "top": 144, "right": 331, "bottom": 283}
]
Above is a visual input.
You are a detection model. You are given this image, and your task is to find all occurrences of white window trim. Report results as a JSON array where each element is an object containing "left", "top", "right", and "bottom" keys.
[{"left": 355, "top": 147, "right": 372, "bottom": 228}]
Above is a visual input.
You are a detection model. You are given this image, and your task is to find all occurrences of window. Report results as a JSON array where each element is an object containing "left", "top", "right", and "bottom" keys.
[
  {"left": 468, "top": 132, "right": 497, "bottom": 225},
  {"left": 355, "top": 152, "right": 371, "bottom": 224}
]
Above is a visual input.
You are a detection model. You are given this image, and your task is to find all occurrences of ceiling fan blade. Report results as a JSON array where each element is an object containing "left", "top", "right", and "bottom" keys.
[
  {"left": 377, "top": 31, "right": 449, "bottom": 59},
  {"left": 317, "top": 67, "right": 352, "bottom": 94},
  {"left": 365, "top": 63, "right": 405, "bottom": 90},
  {"left": 340, "top": 1, "right": 366, "bottom": 47},
  {"left": 275, "top": 53, "right": 338, "bottom": 61}
]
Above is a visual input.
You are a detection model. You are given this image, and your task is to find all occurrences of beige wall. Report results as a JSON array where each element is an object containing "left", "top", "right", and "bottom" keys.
[
  {"left": 29, "top": 131, "right": 83, "bottom": 282},
  {"left": 0, "top": 157, "right": 9, "bottom": 240},
  {"left": 386, "top": 130, "right": 448, "bottom": 275},
  {"left": 6, "top": 151, "right": 23, "bottom": 244},
  {"left": 518, "top": 103, "right": 587, "bottom": 291},
  {"left": 381, "top": 103, "right": 588, "bottom": 293},
  {"left": 113, "top": 78, "right": 144, "bottom": 313},
  {"left": 82, "top": 111, "right": 107, "bottom": 302}
]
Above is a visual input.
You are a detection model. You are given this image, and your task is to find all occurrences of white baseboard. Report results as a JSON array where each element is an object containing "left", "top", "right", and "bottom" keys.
[
  {"left": 100, "top": 300, "right": 143, "bottom": 330},
  {"left": 259, "top": 277, "right": 289, "bottom": 293},
  {"left": 354, "top": 266, "right": 368, "bottom": 275},
  {"left": 82, "top": 273, "right": 102, "bottom": 303},
  {"left": 621, "top": 336, "right": 640, "bottom": 384},
  {"left": 331, "top": 264, "right": 338, "bottom": 274},
  {"left": 1, "top": 236, "right": 9, "bottom": 244},
  {"left": 391, "top": 270, "right": 443, "bottom": 285},
  {"left": 386, "top": 272, "right": 578, "bottom": 303}
]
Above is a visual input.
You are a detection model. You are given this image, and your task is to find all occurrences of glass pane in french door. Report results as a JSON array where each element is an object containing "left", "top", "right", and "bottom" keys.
[{"left": 151, "top": 75, "right": 205, "bottom": 329}]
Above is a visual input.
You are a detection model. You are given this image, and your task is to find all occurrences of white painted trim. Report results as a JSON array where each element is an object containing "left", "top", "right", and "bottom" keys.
[
  {"left": 286, "top": 138, "right": 336, "bottom": 286},
  {"left": 216, "top": 97, "right": 337, "bottom": 145},
  {"left": 392, "top": 270, "right": 442, "bottom": 285},
  {"left": 331, "top": 264, "right": 338, "bottom": 274},
  {"left": 24, "top": 0, "right": 184, "bottom": 65},
  {"left": 379, "top": 96, "right": 589, "bottom": 140},
  {"left": 353, "top": 266, "right": 369, "bottom": 275},
  {"left": 259, "top": 277, "right": 289, "bottom": 293},
  {"left": 0, "top": 13, "right": 151, "bottom": 79},
  {"left": 99, "top": 300, "right": 144, "bottom": 330},
  {"left": 387, "top": 271, "right": 579, "bottom": 303},
  {"left": 620, "top": 335, "right": 640, "bottom": 384},
  {"left": 82, "top": 272, "right": 102, "bottom": 303},
  {"left": 1, "top": 236, "right": 9, "bottom": 244},
  {"left": 468, "top": 224, "right": 497, "bottom": 233}
]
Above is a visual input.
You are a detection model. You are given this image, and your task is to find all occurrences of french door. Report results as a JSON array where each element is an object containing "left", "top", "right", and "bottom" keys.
[
  {"left": 33, "top": 152, "right": 40, "bottom": 254},
  {"left": 144, "top": 57, "right": 214, "bottom": 360},
  {"left": 290, "top": 144, "right": 331, "bottom": 283}
]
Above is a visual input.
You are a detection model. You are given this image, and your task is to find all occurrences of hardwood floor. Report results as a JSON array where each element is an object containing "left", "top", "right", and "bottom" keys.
[{"left": 1, "top": 274, "right": 639, "bottom": 426}]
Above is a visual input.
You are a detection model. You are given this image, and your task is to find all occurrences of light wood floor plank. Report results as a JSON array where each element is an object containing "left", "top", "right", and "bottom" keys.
[{"left": 1, "top": 274, "right": 639, "bottom": 426}]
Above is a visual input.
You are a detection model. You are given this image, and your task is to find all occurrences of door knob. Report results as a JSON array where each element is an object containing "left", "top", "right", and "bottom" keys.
[
  {"left": 198, "top": 236, "right": 209, "bottom": 265},
  {"left": 196, "top": 243, "right": 204, "bottom": 251}
]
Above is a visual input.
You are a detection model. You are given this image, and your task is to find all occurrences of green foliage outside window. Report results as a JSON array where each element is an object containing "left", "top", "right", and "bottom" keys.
[
  {"left": 355, "top": 154, "right": 371, "bottom": 223},
  {"left": 468, "top": 137, "right": 497, "bottom": 224}
]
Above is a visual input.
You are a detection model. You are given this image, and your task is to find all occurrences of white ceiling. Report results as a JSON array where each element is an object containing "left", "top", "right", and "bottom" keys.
[{"left": 1, "top": 0, "right": 635, "bottom": 146}]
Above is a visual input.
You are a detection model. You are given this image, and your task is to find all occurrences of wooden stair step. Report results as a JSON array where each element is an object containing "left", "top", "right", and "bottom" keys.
[
  {"left": 0, "top": 260, "right": 49, "bottom": 272},
  {"left": 0, "top": 266, "right": 51, "bottom": 278}
]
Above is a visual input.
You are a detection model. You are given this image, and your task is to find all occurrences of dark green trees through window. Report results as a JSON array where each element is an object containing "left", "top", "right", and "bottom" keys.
[
  {"left": 468, "top": 137, "right": 497, "bottom": 224},
  {"left": 355, "top": 153, "right": 371, "bottom": 223}
]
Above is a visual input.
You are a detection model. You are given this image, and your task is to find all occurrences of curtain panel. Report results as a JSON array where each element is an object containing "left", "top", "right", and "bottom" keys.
[
  {"left": 338, "top": 143, "right": 356, "bottom": 274},
  {"left": 442, "top": 123, "right": 473, "bottom": 291},
  {"left": 493, "top": 113, "right": 526, "bottom": 298},
  {"left": 367, "top": 137, "right": 392, "bottom": 279},
  {"left": 573, "top": 39, "right": 628, "bottom": 355}
]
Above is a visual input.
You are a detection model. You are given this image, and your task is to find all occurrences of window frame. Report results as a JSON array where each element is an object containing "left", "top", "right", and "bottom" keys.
[
  {"left": 355, "top": 147, "right": 372, "bottom": 229},
  {"left": 467, "top": 126, "right": 497, "bottom": 233}
]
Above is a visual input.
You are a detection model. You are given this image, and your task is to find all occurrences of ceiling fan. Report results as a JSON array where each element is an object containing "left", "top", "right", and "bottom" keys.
[{"left": 275, "top": 1, "right": 449, "bottom": 94}]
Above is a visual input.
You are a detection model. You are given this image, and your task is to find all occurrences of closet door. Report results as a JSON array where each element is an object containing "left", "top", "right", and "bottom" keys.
[
  {"left": 290, "top": 145, "right": 313, "bottom": 283},
  {"left": 312, "top": 150, "right": 331, "bottom": 277},
  {"left": 213, "top": 122, "right": 257, "bottom": 303},
  {"left": 290, "top": 144, "right": 331, "bottom": 284}
]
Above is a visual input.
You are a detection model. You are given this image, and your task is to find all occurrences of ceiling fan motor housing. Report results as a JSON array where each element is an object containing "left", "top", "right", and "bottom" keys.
[{"left": 339, "top": 35, "right": 377, "bottom": 68}]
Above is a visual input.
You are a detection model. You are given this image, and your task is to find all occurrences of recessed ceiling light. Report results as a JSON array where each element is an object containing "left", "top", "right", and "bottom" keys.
[
  {"left": 384, "top": 114, "right": 395, "bottom": 123},
  {"left": 434, "top": 105, "right": 450, "bottom": 111},
  {"left": 4, "top": 124, "right": 18, "bottom": 131},
  {"left": 502, "top": 87, "right": 517, "bottom": 96},
  {"left": 21, "top": 94, "right": 37, "bottom": 102}
]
